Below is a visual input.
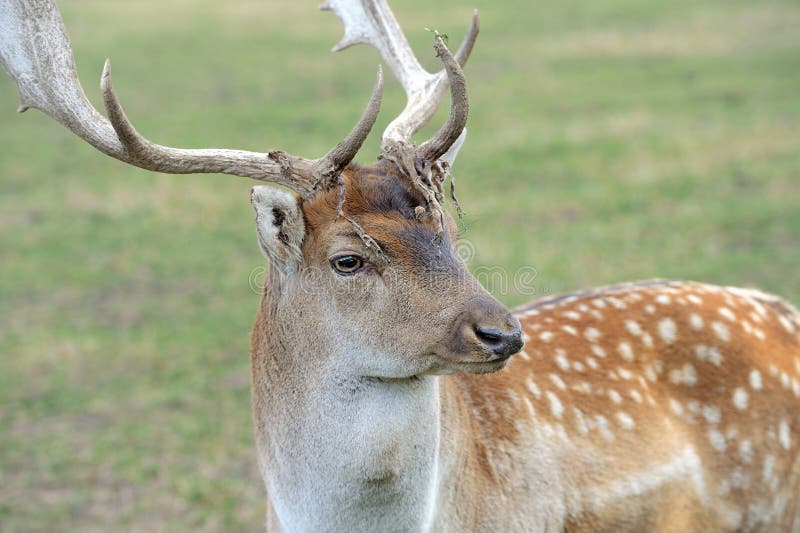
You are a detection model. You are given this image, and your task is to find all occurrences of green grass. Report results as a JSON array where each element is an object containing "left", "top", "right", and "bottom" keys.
[{"left": 1, "top": 0, "right": 798, "bottom": 530}]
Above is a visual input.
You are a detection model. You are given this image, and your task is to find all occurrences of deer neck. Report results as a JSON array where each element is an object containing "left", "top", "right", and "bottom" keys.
[{"left": 250, "top": 284, "right": 458, "bottom": 532}]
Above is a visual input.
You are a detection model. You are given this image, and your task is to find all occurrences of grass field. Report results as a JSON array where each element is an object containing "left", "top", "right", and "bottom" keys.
[{"left": 1, "top": 0, "right": 798, "bottom": 530}]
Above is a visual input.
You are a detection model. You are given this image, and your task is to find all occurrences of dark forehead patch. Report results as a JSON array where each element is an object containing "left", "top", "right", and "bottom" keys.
[
  {"left": 301, "top": 162, "right": 466, "bottom": 279},
  {"left": 395, "top": 225, "right": 461, "bottom": 273},
  {"left": 344, "top": 162, "right": 462, "bottom": 272},
  {"left": 348, "top": 161, "right": 424, "bottom": 219}
]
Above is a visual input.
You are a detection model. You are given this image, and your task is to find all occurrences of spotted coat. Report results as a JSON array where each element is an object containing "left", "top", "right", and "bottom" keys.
[{"left": 447, "top": 280, "right": 800, "bottom": 531}]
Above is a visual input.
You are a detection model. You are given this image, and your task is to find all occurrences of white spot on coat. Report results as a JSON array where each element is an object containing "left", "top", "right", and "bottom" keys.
[
  {"left": 526, "top": 378, "right": 541, "bottom": 399},
  {"left": 562, "top": 325, "right": 578, "bottom": 336},
  {"left": 690, "top": 313, "right": 704, "bottom": 330},
  {"left": 584, "top": 327, "right": 601, "bottom": 342},
  {"left": 707, "top": 347, "right": 723, "bottom": 366},
  {"left": 616, "top": 412, "right": 635, "bottom": 429},
  {"left": 591, "top": 345, "right": 607, "bottom": 358},
  {"left": 609, "top": 389, "right": 623, "bottom": 404},
  {"left": 778, "top": 314, "right": 795, "bottom": 334},
  {"left": 749, "top": 369, "right": 763, "bottom": 390},
  {"left": 779, "top": 421, "right": 791, "bottom": 450},
  {"left": 555, "top": 350, "right": 570, "bottom": 371},
  {"left": 573, "top": 408, "right": 589, "bottom": 434},
  {"left": 625, "top": 320, "right": 642, "bottom": 337},
  {"left": 644, "top": 364, "right": 659, "bottom": 383},
  {"left": 669, "top": 363, "right": 698, "bottom": 386},
  {"left": 739, "top": 440, "right": 753, "bottom": 463},
  {"left": 573, "top": 382, "right": 592, "bottom": 394},
  {"left": 608, "top": 297, "right": 627, "bottom": 309},
  {"left": 712, "top": 321, "right": 731, "bottom": 342},
  {"left": 702, "top": 405, "right": 721, "bottom": 425},
  {"left": 658, "top": 318, "right": 677, "bottom": 343},
  {"left": 709, "top": 429, "right": 726, "bottom": 451},
  {"left": 523, "top": 396, "right": 536, "bottom": 416},
  {"left": 618, "top": 368, "right": 633, "bottom": 380},
  {"left": 732, "top": 388, "right": 748, "bottom": 410},
  {"left": 592, "top": 415, "right": 615, "bottom": 442},
  {"left": 694, "top": 344, "right": 721, "bottom": 366},
  {"left": 618, "top": 342, "right": 634, "bottom": 362},
  {"left": 641, "top": 333, "right": 654, "bottom": 348},
  {"left": 669, "top": 398, "right": 684, "bottom": 416},
  {"left": 547, "top": 391, "right": 564, "bottom": 418},
  {"left": 549, "top": 374, "right": 567, "bottom": 390}
]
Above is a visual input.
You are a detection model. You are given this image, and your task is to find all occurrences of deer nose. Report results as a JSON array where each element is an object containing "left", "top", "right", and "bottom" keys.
[{"left": 473, "top": 323, "right": 524, "bottom": 358}]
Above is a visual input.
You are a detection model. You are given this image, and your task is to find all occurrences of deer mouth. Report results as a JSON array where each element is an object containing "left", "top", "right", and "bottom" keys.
[
  {"left": 450, "top": 357, "right": 512, "bottom": 375},
  {"left": 430, "top": 350, "right": 514, "bottom": 375}
]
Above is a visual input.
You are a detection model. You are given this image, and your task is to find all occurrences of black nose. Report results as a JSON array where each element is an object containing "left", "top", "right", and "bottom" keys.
[{"left": 473, "top": 324, "right": 524, "bottom": 358}]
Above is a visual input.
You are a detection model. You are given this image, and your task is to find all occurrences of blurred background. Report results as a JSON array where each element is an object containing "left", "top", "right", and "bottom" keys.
[{"left": 1, "top": 0, "right": 798, "bottom": 530}]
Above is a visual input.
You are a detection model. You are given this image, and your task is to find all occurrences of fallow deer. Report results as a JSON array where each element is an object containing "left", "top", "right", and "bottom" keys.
[{"left": 2, "top": 0, "right": 799, "bottom": 531}]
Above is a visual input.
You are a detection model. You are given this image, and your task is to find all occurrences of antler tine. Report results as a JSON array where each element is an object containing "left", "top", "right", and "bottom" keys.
[
  {"left": 454, "top": 11, "right": 480, "bottom": 69},
  {"left": 322, "top": 0, "right": 478, "bottom": 161},
  {"left": 417, "top": 37, "right": 468, "bottom": 162},
  {"left": 103, "top": 60, "right": 383, "bottom": 194},
  {"left": 316, "top": 66, "right": 384, "bottom": 183},
  {"left": 1, "top": 0, "right": 382, "bottom": 199}
]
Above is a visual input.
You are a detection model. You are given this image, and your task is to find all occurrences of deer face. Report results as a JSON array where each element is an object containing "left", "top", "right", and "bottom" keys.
[
  {"left": 3, "top": 0, "right": 498, "bottom": 379},
  {"left": 252, "top": 162, "right": 522, "bottom": 379},
  {"left": 3, "top": 0, "right": 492, "bottom": 377}
]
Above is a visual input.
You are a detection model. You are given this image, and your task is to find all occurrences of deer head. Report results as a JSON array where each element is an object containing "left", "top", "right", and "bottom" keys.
[
  {"left": 250, "top": 2, "right": 522, "bottom": 380},
  {"left": 0, "top": 0, "right": 523, "bottom": 380}
]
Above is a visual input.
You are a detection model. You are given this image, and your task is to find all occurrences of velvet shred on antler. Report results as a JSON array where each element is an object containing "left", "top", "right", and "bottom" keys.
[{"left": 380, "top": 141, "right": 462, "bottom": 243}]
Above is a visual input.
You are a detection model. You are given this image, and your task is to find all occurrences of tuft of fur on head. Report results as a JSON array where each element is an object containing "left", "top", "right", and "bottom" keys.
[
  {"left": 302, "top": 160, "right": 457, "bottom": 244},
  {"left": 378, "top": 141, "right": 461, "bottom": 242}
]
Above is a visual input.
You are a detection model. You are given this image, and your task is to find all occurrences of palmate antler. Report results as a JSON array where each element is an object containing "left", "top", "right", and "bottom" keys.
[{"left": 0, "top": 0, "right": 383, "bottom": 199}]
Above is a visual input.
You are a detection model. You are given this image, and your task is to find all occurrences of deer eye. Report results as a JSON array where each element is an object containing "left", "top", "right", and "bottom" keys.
[{"left": 330, "top": 254, "right": 364, "bottom": 275}]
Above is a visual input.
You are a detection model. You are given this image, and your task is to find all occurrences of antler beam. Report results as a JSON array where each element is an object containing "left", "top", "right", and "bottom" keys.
[{"left": 0, "top": 0, "right": 383, "bottom": 198}]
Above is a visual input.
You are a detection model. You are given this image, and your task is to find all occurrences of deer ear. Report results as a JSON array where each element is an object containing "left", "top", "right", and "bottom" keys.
[{"left": 251, "top": 186, "right": 306, "bottom": 272}]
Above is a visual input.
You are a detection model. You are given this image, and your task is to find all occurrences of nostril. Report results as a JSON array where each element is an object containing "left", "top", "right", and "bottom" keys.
[
  {"left": 474, "top": 325, "right": 503, "bottom": 344},
  {"left": 473, "top": 325, "right": 524, "bottom": 357}
]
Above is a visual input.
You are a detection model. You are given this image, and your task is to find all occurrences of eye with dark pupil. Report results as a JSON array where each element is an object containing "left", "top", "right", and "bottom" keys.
[{"left": 331, "top": 255, "right": 363, "bottom": 274}]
